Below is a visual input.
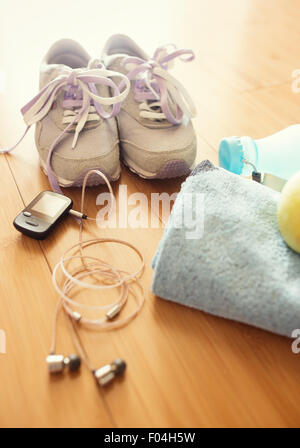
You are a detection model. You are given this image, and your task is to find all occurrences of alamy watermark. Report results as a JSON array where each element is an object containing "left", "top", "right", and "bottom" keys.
[
  {"left": 291, "top": 69, "right": 300, "bottom": 93},
  {"left": 0, "top": 329, "right": 6, "bottom": 354},
  {"left": 95, "top": 185, "right": 205, "bottom": 240},
  {"left": 291, "top": 329, "right": 300, "bottom": 354}
]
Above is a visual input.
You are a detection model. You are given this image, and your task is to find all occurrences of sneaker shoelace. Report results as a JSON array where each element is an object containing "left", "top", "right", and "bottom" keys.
[
  {"left": 122, "top": 45, "right": 196, "bottom": 125},
  {"left": 1, "top": 66, "right": 130, "bottom": 191}
]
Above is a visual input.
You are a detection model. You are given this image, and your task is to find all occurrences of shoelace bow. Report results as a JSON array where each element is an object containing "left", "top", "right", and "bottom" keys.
[
  {"left": 1, "top": 66, "right": 130, "bottom": 192},
  {"left": 122, "top": 45, "right": 196, "bottom": 125}
]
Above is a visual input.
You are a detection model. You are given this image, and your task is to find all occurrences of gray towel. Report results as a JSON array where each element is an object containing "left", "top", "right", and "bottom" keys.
[{"left": 151, "top": 160, "right": 300, "bottom": 337}]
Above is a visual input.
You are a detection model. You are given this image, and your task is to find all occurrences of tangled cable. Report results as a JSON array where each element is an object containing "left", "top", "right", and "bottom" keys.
[{"left": 48, "top": 169, "right": 145, "bottom": 381}]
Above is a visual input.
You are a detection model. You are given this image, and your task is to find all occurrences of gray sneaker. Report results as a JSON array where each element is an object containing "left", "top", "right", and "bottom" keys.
[
  {"left": 23, "top": 39, "right": 130, "bottom": 190},
  {"left": 102, "top": 35, "right": 197, "bottom": 179}
]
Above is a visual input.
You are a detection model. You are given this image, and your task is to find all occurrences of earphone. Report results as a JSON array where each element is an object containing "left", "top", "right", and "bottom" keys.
[
  {"left": 46, "top": 352, "right": 126, "bottom": 386},
  {"left": 46, "top": 169, "right": 145, "bottom": 386}
]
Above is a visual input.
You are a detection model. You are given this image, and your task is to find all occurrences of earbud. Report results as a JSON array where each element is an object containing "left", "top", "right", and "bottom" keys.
[
  {"left": 94, "top": 358, "right": 126, "bottom": 386},
  {"left": 46, "top": 353, "right": 81, "bottom": 374},
  {"left": 64, "top": 354, "right": 81, "bottom": 372},
  {"left": 46, "top": 354, "right": 126, "bottom": 386}
]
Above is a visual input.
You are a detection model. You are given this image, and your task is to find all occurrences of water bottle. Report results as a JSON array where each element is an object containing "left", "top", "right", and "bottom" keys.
[{"left": 218, "top": 124, "right": 300, "bottom": 180}]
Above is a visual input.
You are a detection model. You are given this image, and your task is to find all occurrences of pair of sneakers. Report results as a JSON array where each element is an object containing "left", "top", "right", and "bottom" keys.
[{"left": 15, "top": 35, "right": 197, "bottom": 190}]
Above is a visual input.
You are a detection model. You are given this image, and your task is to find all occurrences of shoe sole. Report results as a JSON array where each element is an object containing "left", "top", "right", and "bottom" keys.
[
  {"left": 39, "top": 159, "right": 120, "bottom": 187},
  {"left": 122, "top": 157, "right": 192, "bottom": 179}
]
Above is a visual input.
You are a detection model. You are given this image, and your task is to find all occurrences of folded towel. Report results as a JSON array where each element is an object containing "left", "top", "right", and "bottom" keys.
[{"left": 151, "top": 160, "right": 300, "bottom": 337}]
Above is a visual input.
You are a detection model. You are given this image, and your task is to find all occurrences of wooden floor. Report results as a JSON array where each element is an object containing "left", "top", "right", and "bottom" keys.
[{"left": 1, "top": 0, "right": 300, "bottom": 428}]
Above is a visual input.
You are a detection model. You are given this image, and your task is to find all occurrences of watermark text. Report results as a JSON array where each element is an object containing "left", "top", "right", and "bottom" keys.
[{"left": 0, "top": 329, "right": 6, "bottom": 354}]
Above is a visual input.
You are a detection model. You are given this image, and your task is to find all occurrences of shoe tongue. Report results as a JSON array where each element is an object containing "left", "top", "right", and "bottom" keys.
[
  {"left": 105, "top": 53, "right": 129, "bottom": 67},
  {"left": 87, "top": 58, "right": 102, "bottom": 69},
  {"left": 49, "top": 64, "right": 91, "bottom": 80},
  {"left": 40, "top": 63, "right": 74, "bottom": 88},
  {"left": 51, "top": 63, "right": 73, "bottom": 74}
]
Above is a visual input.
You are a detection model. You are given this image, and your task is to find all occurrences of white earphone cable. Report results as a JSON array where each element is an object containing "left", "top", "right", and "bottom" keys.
[{"left": 49, "top": 169, "right": 145, "bottom": 372}]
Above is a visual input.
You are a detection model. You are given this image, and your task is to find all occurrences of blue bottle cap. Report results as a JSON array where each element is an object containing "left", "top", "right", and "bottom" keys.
[{"left": 218, "top": 136, "right": 244, "bottom": 175}]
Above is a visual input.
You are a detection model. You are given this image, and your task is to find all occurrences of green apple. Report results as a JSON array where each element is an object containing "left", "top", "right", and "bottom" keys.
[{"left": 277, "top": 171, "right": 300, "bottom": 253}]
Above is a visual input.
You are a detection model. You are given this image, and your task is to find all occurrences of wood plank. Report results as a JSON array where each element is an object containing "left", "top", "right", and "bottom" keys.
[
  {"left": 1, "top": 0, "right": 300, "bottom": 428},
  {"left": 0, "top": 154, "right": 113, "bottom": 427}
]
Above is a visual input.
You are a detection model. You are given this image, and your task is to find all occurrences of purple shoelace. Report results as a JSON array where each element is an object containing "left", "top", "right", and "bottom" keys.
[
  {"left": 122, "top": 45, "right": 196, "bottom": 125},
  {"left": 1, "top": 67, "right": 130, "bottom": 192}
]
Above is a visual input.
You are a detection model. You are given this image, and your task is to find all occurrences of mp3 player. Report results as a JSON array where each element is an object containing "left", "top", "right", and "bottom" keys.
[{"left": 13, "top": 191, "right": 73, "bottom": 240}]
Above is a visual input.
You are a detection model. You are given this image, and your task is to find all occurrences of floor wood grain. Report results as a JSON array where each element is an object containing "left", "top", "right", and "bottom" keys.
[{"left": 0, "top": 0, "right": 300, "bottom": 428}]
